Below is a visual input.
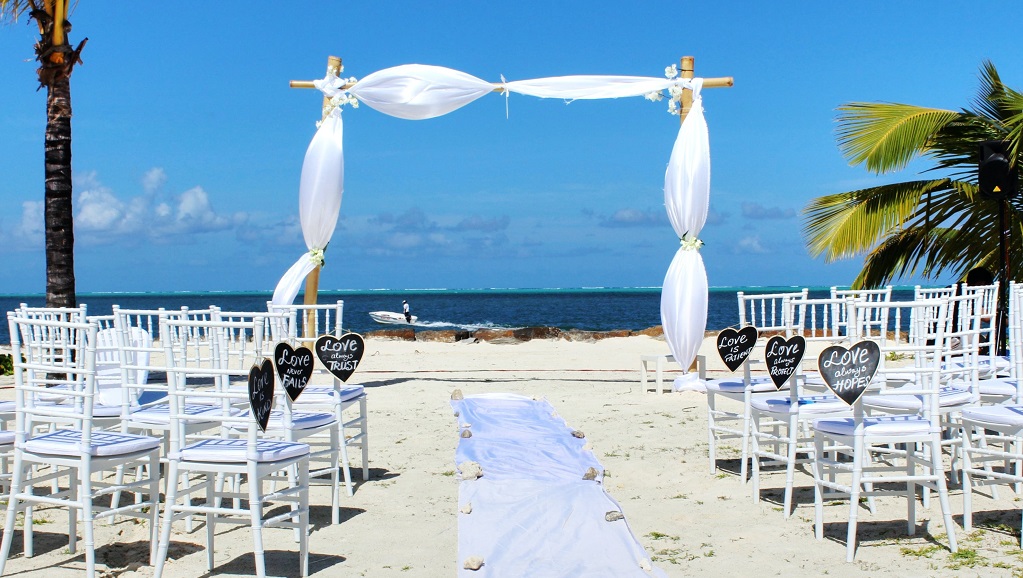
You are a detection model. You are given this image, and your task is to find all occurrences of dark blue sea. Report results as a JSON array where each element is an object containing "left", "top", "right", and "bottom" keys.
[{"left": 0, "top": 286, "right": 921, "bottom": 345}]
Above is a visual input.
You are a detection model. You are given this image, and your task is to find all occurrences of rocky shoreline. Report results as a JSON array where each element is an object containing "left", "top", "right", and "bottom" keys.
[{"left": 366, "top": 325, "right": 666, "bottom": 343}]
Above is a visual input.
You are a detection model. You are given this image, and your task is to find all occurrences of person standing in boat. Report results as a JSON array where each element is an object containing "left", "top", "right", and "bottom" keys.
[{"left": 403, "top": 300, "right": 412, "bottom": 324}]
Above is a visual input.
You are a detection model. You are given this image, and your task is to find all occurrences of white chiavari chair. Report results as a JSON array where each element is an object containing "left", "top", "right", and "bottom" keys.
[
  {"left": 811, "top": 298, "right": 959, "bottom": 562},
  {"left": 737, "top": 289, "right": 807, "bottom": 338},
  {"left": 830, "top": 286, "right": 892, "bottom": 338},
  {"left": 269, "top": 301, "right": 369, "bottom": 498},
  {"left": 960, "top": 282, "right": 1023, "bottom": 539},
  {"left": 153, "top": 316, "right": 310, "bottom": 578},
  {"left": 214, "top": 310, "right": 352, "bottom": 524},
  {"left": 0, "top": 313, "right": 161, "bottom": 578}
]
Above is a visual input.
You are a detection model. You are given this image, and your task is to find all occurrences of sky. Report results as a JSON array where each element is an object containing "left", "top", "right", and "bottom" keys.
[{"left": 2, "top": 2, "right": 1023, "bottom": 294}]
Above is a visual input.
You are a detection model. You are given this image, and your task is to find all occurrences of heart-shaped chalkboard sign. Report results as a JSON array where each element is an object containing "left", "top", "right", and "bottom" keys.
[
  {"left": 818, "top": 340, "right": 881, "bottom": 405},
  {"left": 248, "top": 358, "right": 275, "bottom": 432},
  {"left": 716, "top": 326, "right": 759, "bottom": 372},
  {"left": 765, "top": 335, "right": 806, "bottom": 389},
  {"left": 315, "top": 333, "right": 366, "bottom": 382},
  {"left": 274, "top": 342, "right": 315, "bottom": 402}
]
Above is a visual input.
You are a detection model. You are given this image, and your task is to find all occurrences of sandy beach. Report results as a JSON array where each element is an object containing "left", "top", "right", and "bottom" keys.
[{"left": 0, "top": 333, "right": 1020, "bottom": 577}]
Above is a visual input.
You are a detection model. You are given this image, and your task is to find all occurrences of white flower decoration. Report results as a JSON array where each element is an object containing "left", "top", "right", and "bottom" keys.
[
  {"left": 309, "top": 248, "right": 326, "bottom": 267},
  {"left": 318, "top": 74, "right": 360, "bottom": 121},
  {"left": 679, "top": 234, "right": 704, "bottom": 251},
  {"left": 650, "top": 64, "right": 688, "bottom": 115}
]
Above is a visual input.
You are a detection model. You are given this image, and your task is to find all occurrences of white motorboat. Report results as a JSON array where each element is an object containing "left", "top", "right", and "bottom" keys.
[{"left": 369, "top": 311, "right": 417, "bottom": 325}]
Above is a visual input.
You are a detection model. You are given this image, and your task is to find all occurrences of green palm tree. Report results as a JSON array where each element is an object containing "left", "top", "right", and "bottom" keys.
[
  {"left": 1, "top": 0, "right": 86, "bottom": 308},
  {"left": 803, "top": 61, "right": 1023, "bottom": 289}
]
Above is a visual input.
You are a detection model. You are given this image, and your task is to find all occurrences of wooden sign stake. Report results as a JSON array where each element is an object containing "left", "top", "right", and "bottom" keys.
[{"left": 290, "top": 55, "right": 343, "bottom": 337}]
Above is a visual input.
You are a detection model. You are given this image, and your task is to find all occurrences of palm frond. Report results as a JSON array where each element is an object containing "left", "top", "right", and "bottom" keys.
[
  {"left": 803, "top": 179, "right": 950, "bottom": 261},
  {"left": 998, "top": 86, "right": 1023, "bottom": 166},
  {"left": 808, "top": 61, "right": 1023, "bottom": 288},
  {"left": 836, "top": 103, "right": 960, "bottom": 173},
  {"left": 928, "top": 113, "right": 1007, "bottom": 177},
  {"left": 852, "top": 225, "right": 995, "bottom": 288}
]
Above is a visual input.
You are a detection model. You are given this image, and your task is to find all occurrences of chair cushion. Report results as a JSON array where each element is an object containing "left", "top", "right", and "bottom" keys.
[
  {"left": 862, "top": 386, "right": 973, "bottom": 412},
  {"left": 705, "top": 376, "right": 780, "bottom": 394},
  {"left": 878, "top": 371, "right": 917, "bottom": 383},
  {"left": 813, "top": 415, "right": 931, "bottom": 437},
  {"left": 43, "top": 402, "right": 125, "bottom": 418},
  {"left": 174, "top": 438, "right": 310, "bottom": 463},
  {"left": 230, "top": 410, "right": 336, "bottom": 432},
  {"left": 752, "top": 394, "right": 850, "bottom": 415},
  {"left": 961, "top": 404, "right": 1023, "bottom": 428},
  {"left": 295, "top": 385, "right": 365, "bottom": 404},
  {"left": 945, "top": 353, "right": 1010, "bottom": 376},
  {"left": 130, "top": 403, "right": 233, "bottom": 425},
  {"left": 23, "top": 429, "right": 160, "bottom": 457},
  {"left": 0, "top": 430, "right": 14, "bottom": 445},
  {"left": 979, "top": 378, "right": 1019, "bottom": 398}
]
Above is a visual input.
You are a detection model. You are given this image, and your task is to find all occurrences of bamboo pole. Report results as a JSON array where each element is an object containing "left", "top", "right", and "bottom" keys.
[
  {"left": 679, "top": 56, "right": 695, "bottom": 124},
  {"left": 298, "top": 55, "right": 342, "bottom": 338},
  {"left": 288, "top": 76, "right": 734, "bottom": 92},
  {"left": 679, "top": 56, "right": 733, "bottom": 123}
]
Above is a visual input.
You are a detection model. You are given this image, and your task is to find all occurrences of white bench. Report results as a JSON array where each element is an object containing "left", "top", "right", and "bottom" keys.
[{"left": 640, "top": 354, "right": 708, "bottom": 393}]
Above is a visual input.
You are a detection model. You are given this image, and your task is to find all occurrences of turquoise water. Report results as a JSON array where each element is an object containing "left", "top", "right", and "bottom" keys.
[{"left": 0, "top": 286, "right": 924, "bottom": 343}]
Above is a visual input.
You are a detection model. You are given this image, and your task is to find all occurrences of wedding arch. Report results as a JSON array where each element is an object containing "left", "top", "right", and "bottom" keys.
[{"left": 272, "top": 56, "right": 733, "bottom": 379}]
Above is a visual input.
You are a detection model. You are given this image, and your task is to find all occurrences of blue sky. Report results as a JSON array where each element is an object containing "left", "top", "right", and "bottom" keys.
[{"left": 2, "top": 2, "right": 1022, "bottom": 294}]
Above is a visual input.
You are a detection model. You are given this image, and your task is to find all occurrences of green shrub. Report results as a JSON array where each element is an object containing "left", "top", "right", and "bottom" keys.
[{"left": 0, "top": 354, "right": 13, "bottom": 376}]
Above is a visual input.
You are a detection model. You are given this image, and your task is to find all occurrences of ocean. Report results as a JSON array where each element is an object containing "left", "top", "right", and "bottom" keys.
[{"left": 0, "top": 286, "right": 922, "bottom": 344}]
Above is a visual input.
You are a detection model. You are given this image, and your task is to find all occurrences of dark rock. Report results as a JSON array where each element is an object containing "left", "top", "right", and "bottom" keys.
[
  {"left": 512, "top": 326, "right": 562, "bottom": 341},
  {"left": 473, "top": 329, "right": 516, "bottom": 342},
  {"left": 591, "top": 330, "right": 632, "bottom": 340},
  {"left": 454, "top": 330, "right": 473, "bottom": 341},
  {"left": 366, "top": 328, "right": 416, "bottom": 341},
  {"left": 636, "top": 325, "right": 665, "bottom": 338},
  {"left": 416, "top": 330, "right": 458, "bottom": 342}
]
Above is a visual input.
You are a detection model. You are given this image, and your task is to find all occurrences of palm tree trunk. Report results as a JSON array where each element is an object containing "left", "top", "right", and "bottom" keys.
[{"left": 44, "top": 70, "right": 76, "bottom": 308}]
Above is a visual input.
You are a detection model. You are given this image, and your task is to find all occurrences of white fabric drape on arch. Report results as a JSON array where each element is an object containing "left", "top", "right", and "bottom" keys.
[
  {"left": 660, "top": 80, "right": 710, "bottom": 389},
  {"left": 347, "top": 64, "right": 684, "bottom": 120},
  {"left": 272, "top": 65, "right": 712, "bottom": 375},
  {"left": 271, "top": 112, "right": 345, "bottom": 306}
]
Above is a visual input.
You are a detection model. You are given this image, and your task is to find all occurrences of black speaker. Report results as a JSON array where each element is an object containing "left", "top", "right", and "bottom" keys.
[{"left": 978, "top": 140, "right": 1018, "bottom": 200}]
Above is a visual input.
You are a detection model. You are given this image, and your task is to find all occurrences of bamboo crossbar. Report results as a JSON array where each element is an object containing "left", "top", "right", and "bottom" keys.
[{"left": 288, "top": 75, "right": 734, "bottom": 91}]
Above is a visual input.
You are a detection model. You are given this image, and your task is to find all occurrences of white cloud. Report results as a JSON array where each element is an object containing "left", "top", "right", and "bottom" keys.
[
  {"left": 68, "top": 173, "right": 247, "bottom": 245},
  {"left": 171, "top": 186, "right": 233, "bottom": 232},
  {"left": 10, "top": 200, "right": 44, "bottom": 248},
  {"left": 736, "top": 235, "right": 768, "bottom": 254},
  {"left": 142, "top": 167, "right": 167, "bottom": 194},
  {"left": 598, "top": 208, "right": 666, "bottom": 228},
  {"left": 388, "top": 232, "right": 424, "bottom": 249},
  {"left": 76, "top": 187, "right": 125, "bottom": 231}
]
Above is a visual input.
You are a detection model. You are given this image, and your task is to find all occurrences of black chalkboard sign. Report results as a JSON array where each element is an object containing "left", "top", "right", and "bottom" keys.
[
  {"left": 764, "top": 335, "right": 806, "bottom": 389},
  {"left": 716, "top": 327, "right": 758, "bottom": 372},
  {"left": 315, "top": 333, "right": 365, "bottom": 383},
  {"left": 274, "top": 343, "right": 315, "bottom": 402},
  {"left": 248, "top": 358, "right": 275, "bottom": 432},
  {"left": 818, "top": 340, "right": 881, "bottom": 405}
]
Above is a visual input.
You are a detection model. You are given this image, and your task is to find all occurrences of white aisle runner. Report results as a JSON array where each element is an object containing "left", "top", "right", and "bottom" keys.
[{"left": 452, "top": 393, "right": 666, "bottom": 577}]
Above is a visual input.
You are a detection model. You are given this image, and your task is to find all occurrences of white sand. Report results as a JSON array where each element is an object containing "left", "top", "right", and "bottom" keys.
[{"left": 0, "top": 334, "right": 1021, "bottom": 576}]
